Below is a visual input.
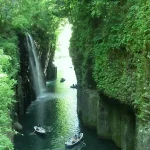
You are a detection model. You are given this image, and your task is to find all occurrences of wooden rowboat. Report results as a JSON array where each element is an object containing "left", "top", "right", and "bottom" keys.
[
  {"left": 34, "top": 126, "right": 46, "bottom": 134},
  {"left": 65, "top": 133, "right": 83, "bottom": 148}
]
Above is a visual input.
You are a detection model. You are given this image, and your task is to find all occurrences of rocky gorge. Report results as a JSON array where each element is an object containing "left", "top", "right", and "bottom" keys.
[
  {"left": 68, "top": 1, "right": 150, "bottom": 150},
  {"left": 1, "top": 1, "right": 150, "bottom": 149}
]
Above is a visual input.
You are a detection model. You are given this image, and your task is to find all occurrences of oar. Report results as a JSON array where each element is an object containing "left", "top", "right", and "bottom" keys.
[{"left": 17, "top": 132, "right": 24, "bottom": 136}]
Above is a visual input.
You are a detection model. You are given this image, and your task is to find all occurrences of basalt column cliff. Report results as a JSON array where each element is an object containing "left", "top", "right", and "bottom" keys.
[{"left": 68, "top": 1, "right": 150, "bottom": 150}]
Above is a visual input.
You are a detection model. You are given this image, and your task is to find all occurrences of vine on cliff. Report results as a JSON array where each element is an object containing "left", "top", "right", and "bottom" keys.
[{"left": 58, "top": 0, "right": 150, "bottom": 123}]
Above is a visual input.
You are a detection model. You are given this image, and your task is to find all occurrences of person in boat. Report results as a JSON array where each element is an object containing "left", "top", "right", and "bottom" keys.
[
  {"left": 72, "top": 135, "right": 77, "bottom": 144},
  {"left": 75, "top": 84, "right": 77, "bottom": 89},
  {"left": 75, "top": 135, "right": 77, "bottom": 139},
  {"left": 72, "top": 138, "right": 76, "bottom": 144},
  {"left": 36, "top": 124, "right": 42, "bottom": 130},
  {"left": 60, "top": 78, "right": 65, "bottom": 82},
  {"left": 37, "top": 124, "right": 40, "bottom": 127}
]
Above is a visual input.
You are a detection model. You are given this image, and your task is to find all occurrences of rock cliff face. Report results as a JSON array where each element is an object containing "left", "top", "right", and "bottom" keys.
[
  {"left": 135, "top": 122, "right": 150, "bottom": 150},
  {"left": 68, "top": 1, "right": 150, "bottom": 149},
  {"left": 76, "top": 85, "right": 150, "bottom": 150},
  {"left": 77, "top": 89, "right": 98, "bottom": 128},
  {"left": 15, "top": 33, "right": 57, "bottom": 116},
  {"left": 77, "top": 88, "right": 135, "bottom": 150}
]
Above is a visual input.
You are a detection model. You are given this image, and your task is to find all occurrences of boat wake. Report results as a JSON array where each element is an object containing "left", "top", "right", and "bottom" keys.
[{"left": 66, "top": 142, "right": 86, "bottom": 150}]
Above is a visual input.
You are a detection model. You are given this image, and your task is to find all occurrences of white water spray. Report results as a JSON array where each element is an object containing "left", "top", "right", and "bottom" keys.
[{"left": 26, "top": 33, "right": 47, "bottom": 98}]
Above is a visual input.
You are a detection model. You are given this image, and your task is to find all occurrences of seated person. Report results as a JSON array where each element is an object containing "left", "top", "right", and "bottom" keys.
[
  {"left": 75, "top": 135, "right": 77, "bottom": 139},
  {"left": 78, "top": 132, "right": 81, "bottom": 139},
  {"left": 72, "top": 135, "right": 77, "bottom": 143},
  {"left": 72, "top": 138, "right": 76, "bottom": 143}
]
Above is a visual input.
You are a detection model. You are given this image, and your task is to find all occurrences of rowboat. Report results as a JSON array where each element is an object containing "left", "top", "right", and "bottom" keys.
[
  {"left": 60, "top": 78, "right": 65, "bottom": 82},
  {"left": 34, "top": 126, "right": 46, "bottom": 134},
  {"left": 70, "top": 84, "right": 77, "bottom": 89},
  {"left": 65, "top": 133, "right": 83, "bottom": 148}
]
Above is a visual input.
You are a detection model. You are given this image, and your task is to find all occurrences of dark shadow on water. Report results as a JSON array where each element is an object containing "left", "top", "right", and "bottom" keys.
[{"left": 79, "top": 121, "right": 121, "bottom": 150}]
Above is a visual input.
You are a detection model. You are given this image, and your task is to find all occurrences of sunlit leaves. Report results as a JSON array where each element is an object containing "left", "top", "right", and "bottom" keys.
[
  {"left": 11, "top": 14, "right": 30, "bottom": 30},
  {"left": 0, "top": 0, "right": 64, "bottom": 149},
  {"left": 91, "top": 0, "right": 106, "bottom": 17},
  {"left": 0, "top": 48, "right": 14, "bottom": 149}
]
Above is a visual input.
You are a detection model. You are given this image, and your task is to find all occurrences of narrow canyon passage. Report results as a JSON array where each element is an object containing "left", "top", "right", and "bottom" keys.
[{"left": 14, "top": 23, "right": 120, "bottom": 150}]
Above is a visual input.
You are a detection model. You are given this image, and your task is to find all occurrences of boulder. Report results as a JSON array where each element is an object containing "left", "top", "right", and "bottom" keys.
[{"left": 13, "top": 122, "right": 23, "bottom": 131}]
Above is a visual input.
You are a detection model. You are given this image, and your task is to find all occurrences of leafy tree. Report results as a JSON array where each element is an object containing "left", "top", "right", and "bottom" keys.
[
  {"left": 57, "top": 0, "right": 150, "bottom": 123},
  {"left": 0, "top": 48, "right": 15, "bottom": 149},
  {"left": 0, "top": 0, "right": 62, "bottom": 149}
]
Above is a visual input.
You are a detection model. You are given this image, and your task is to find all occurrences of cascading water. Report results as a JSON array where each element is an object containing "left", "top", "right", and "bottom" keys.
[{"left": 26, "top": 33, "right": 47, "bottom": 99}]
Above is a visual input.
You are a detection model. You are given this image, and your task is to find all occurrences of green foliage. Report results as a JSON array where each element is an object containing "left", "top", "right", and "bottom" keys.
[
  {"left": 0, "top": 48, "right": 15, "bottom": 149},
  {"left": 60, "top": 0, "right": 150, "bottom": 123},
  {"left": 0, "top": 136, "right": 13, "bottom": 150},
  {"left": 0, "top": 36, "right": 19, "bottom": 77},
  {"left": 11, "top": 14, "right": 30, "bottom": 30},
  {"left": 0, "top": 0, "right": 62, "bottom": 149}
]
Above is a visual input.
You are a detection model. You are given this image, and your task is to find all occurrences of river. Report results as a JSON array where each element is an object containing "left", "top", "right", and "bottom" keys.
[
  {"left": 14, "top": 55, "right": 120, "bottom": 150},
  {"left": 14, "top": 23, "right": 120, "bottom": 150}
]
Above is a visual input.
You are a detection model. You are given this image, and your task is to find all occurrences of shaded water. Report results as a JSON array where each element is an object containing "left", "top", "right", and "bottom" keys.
[{"left": 14, "top": 56, "right": 120, "bottom": 150}]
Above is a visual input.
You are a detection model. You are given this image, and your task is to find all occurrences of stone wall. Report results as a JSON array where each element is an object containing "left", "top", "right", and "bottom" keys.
[{"left": 46, "top": 62, "right": 57, "bottom": 80}]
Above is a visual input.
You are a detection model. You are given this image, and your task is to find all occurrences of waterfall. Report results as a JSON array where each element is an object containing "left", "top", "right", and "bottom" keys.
[{"left": 26, "top": 33, "right": 47, "bottom": 99}]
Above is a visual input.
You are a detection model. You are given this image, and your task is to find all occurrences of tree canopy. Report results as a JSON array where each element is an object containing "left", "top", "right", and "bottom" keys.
[{"left": 0, "top": 0, "right": 61, "bottom": 149}]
